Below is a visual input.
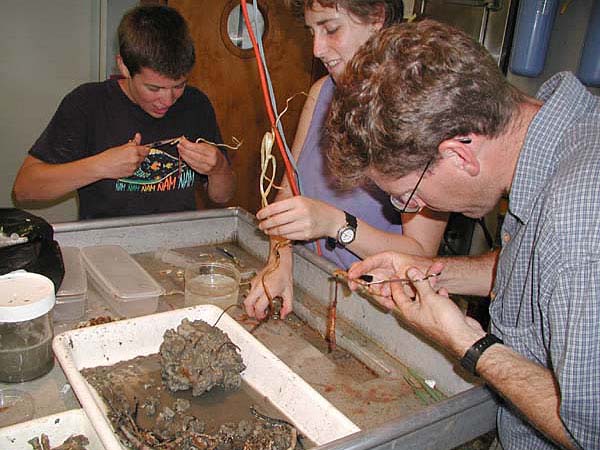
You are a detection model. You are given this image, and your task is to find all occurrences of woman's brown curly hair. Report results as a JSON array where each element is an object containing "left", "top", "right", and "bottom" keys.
[{"left": 285, "top": 0, "right": 404, "bottom": 27}]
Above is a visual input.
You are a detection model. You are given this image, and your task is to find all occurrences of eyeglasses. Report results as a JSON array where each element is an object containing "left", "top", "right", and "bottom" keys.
[{"left": 389, "top": 159, "right": 433, "bottom": 213}]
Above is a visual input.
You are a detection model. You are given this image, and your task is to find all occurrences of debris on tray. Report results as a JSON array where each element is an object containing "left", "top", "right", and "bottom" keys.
[
  {"left": 403, "top": 368, "right": 445, "bottom": 405},
  {"left": 81, "top": 319, "right": 301, "bottom": 450},
  {"left": 28, "top": 433, "right": 89, "bottom": 450},
  {"left": 76, "top": 316, "right": 115, "bottom": 328}
]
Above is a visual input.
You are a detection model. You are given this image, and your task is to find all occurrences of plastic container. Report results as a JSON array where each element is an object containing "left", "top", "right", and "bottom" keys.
[
  {"left": 81, "top": 245, "right": 163, "bottom": 317},
  {"left": 185, "top": 261, "right": 241, "bottom": 309},
  {"left": 577, "top": 0, "right": 600, "bottom": 87},
  {"left": 0, "top": 389, "right": 34, "bottom": 427},
  {"left": 55, "top": 247, "right": 87, "bottom": 321},
  {"left": 509, "top": 0, "right": 559, "bottom": 77},
  {"left": 0, "top": 271, "right": 55, "bottom": 382}
]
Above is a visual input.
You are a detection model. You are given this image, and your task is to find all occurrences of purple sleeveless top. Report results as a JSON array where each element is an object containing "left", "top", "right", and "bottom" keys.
[{"left": 296, "top": 77, "right": 403, "bottom": 269}]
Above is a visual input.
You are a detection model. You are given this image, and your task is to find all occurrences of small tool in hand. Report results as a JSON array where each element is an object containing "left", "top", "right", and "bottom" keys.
[
  {"left": 358, "top": 272, "right": 441, "bottom": 286},
  {"left": 144, "top": 137, "right": 181, "bottom": 148}
]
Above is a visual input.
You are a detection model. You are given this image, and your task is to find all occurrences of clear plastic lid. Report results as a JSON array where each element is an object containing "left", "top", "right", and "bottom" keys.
[
  {"left": 0, "top": 271, "right": 55, "bottom": 322},
  {"left": 57, "top": 247, "right": 87, "bottom": 298},
  {"left": 80, "top": 245, "right": 163, "bottom": 301}
]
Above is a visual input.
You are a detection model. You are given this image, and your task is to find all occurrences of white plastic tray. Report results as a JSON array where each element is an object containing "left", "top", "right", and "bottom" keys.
[
  {"left": 0, "top": 409, "right": 105, "bottom": 449},
  {"left": 53, "top": 305, "right": 360, "bottom": 450}
]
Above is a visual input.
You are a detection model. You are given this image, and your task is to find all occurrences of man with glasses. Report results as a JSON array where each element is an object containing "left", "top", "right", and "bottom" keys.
[
  {"left": 327, "top": 20, "right": 600, "bottom": 450},
  {"left": 388, "top": 157, "right": 434, "bottom": 213}
]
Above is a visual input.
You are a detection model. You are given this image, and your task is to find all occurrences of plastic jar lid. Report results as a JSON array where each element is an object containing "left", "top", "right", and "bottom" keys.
[{"left": 0, "top": 271, "right": 55, "bottom": 322}]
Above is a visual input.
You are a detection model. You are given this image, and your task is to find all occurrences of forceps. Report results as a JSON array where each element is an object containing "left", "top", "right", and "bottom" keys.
[
  {"left": 357, "top": 272, "right": 441, "bottom": 286},
  {"left": 143, "top": 137, "right": 182, "bottom": 148}
]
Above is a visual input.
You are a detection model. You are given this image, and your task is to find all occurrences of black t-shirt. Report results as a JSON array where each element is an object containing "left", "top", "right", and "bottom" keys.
[{"left": 30, "top": 79, "right": 224, "bottom": 220}]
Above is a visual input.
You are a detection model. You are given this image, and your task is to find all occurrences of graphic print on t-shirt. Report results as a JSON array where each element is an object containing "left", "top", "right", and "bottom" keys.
[{"left": 115, "top": 148, "right": 195, "bottom": 193}]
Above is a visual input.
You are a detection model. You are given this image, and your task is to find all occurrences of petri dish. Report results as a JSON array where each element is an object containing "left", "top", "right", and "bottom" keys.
[{"left": 0, "top": 388, "right": 35, "bottom": 427}]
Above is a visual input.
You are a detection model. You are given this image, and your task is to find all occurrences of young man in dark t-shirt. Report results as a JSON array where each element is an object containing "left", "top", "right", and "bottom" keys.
[{"left": 13, "top": 5, "right": 235, "bottom": 220}]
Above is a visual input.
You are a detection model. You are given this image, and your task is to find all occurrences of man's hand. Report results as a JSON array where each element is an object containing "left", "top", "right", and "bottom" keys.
[
  {"left": 94, "top": 133, "right": 149, "bottom": 179},
  {"left": 347, "top": 251, "right": 437, "bottom": 308},
  {"left": 395, "top": 267, "right": 485, "bottom": 358},
  {"left": 176, "top": 136, "right": 229, "bottom": 175},
  {"left": 347, "top": 252, "right": 484, "bottom": 357}
]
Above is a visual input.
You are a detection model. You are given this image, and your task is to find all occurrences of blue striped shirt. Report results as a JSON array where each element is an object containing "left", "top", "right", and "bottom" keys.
[{"left": 490, "top": 72, "right": 600, "bottom": 449}]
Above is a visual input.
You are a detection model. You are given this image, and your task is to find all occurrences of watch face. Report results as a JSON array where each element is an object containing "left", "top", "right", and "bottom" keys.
[{"left": 339, "top": 227, "right": 356, "bottom": 244}]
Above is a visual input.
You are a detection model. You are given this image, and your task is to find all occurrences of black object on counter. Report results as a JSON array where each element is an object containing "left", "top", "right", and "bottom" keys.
[{"left": 0, "top": 208, "right": 64, "bottom": 291}]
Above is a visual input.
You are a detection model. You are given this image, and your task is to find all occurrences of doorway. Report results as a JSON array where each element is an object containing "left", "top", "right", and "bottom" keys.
[{"left": 171, "top": 0, "right": 319, "bottom": 213}]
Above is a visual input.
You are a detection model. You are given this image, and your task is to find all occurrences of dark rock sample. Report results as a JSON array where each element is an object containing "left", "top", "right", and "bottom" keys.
[{"left": 159, "top": 318, "right": 246, "bottom": 396}]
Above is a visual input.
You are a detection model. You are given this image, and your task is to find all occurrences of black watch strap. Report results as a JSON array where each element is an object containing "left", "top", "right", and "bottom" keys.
[
  {"left": 460, "top": 334, "right": 503, "bottom": 376},
  {"left": 325, "top": 237, "right": 337, "bottom": 250},
  {"left": 344, "top": 211, "right": 357, "bottom": 228}
]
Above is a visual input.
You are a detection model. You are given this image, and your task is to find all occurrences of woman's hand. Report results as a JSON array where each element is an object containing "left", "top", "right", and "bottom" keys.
[
  {"left": 243, "top": 262, "right": 294, "bottom": 320},
  {"left": 256, "top": 196, "right": 342, "bottom": 241}
]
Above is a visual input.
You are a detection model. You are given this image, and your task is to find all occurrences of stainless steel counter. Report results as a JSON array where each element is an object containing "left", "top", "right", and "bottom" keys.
[{"left": 0, "top": 209, "right": 498, "bottom": 449}]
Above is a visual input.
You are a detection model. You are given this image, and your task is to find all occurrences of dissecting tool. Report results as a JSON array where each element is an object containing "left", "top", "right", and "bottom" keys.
[
  {"left": 358, "top": 272, "right": 442, "bottom": 286},
  {"left": 143, "top": 137, "right": 181, "bottom": 148}
]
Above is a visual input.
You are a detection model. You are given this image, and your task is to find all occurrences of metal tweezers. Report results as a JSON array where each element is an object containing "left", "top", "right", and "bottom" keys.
[
  {"left": 358, "top": 272, "right": 441, "bottom": 286},
  {"left": 144, "top": 137, "right": 181, "bottom": 148}
]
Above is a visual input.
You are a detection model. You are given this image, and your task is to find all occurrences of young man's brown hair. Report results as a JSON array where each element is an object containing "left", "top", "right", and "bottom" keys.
[{"left": 118, "top": 5, "right": 195, "bottom": 79}]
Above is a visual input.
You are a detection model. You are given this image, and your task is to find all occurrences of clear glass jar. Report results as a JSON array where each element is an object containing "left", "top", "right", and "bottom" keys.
[
  {"left": 0, "top": 271, "right": 55, "bottom": 383},
  {"left": 184, "top": 261, "right": 241, "bottom": 309}
]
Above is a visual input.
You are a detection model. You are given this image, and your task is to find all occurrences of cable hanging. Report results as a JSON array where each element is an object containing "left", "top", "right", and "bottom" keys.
[{"left": 239, "top": 0, "right": 300, "bottom": 196}]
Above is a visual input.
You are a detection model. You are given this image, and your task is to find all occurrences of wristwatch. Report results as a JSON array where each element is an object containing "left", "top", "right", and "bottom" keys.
[
  {"left": 460, "top": 334, "right": 503, "bottom": 376},
  {"left": 336, "top": 211, "right": 357, "bottom": 246}
]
